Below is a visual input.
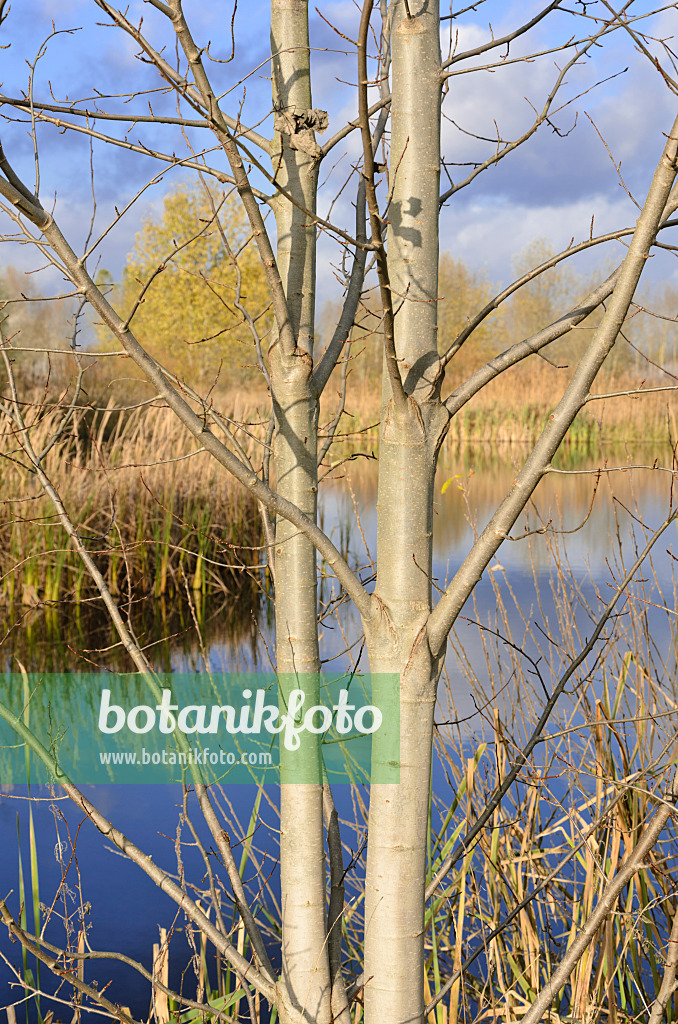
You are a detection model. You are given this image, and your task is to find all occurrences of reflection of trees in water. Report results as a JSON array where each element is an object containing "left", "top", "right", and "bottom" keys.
[
  {"left": 436, "top": 443, "right": 675, "bottom": 562},
  {"left": 1, "top": 582, "right": 261, "bottom": 674},
  {"left": 438, "top": 479, "right": 678, "bottom": 744},
  {"left": 10, "top": 443, "right": 673, "bottom": 675},
  {"left": 323, "top": 443, "right": 676, "bottom": 572},
  {"left": 324, "top": 448, "right": 678, "bottom": 751}
]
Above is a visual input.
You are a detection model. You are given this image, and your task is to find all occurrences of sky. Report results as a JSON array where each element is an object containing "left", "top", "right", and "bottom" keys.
[{"left": 0, "top": 0, "right": 677, "bottom": 316}]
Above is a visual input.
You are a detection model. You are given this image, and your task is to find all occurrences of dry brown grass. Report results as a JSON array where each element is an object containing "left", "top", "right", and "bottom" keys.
[
  {"left": 321, "top": 355, "right": 677, "bottom": 449},
  {"left": 2, "top": 350, "right": 674, "bottom": 613},
  {"left": 0, "top": 401, "right": 265, "bottom": 608}
]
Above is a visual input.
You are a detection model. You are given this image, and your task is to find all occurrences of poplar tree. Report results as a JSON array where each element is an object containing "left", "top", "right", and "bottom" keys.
[{"left": 1, "top": 3, "right": 678, "bottom": 1023}]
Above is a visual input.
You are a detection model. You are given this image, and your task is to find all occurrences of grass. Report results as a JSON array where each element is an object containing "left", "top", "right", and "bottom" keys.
[
  {"left": 318, "top": 353, "right": 677, "bottom": 452},
  {"left": 0, "top": 402, "right": 265, "bottom": 610},
  {"left": 15, "top": 664, "right": 42, "bottom": 1024}
]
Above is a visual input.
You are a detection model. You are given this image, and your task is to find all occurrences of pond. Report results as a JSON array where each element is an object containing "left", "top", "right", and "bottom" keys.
[{"left": 1, "top": 441, "right": 677, "bottom": 1016}]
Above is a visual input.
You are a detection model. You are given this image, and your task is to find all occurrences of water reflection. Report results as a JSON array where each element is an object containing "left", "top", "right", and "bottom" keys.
[
  {"left": 1, "top": 442, "right": 677, "bottom": 1015},
  {"left": 0, "top": 577, "right": 262, "bottom": 674},
  {"left": 2, "top": 442, "right": 674, "bottom": 680}
]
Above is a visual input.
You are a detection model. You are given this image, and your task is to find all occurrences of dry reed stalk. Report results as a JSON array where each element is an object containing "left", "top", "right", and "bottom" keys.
[
  {"left": 152, "top": 926, "right": 170, "bottom": 1024},
  {"left": 411, "top": 482, "right": 678, "bottom": 1023}
]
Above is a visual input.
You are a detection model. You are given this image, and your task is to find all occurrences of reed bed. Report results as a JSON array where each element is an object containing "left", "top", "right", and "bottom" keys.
[
  {"left": 421, "top": 683, "right": 678, "bottom": 1024},
  {"left": 444, "top": 363, "right": 678, "bottom": 446},
  {"left": 320, "top": 357, "right": 677, "bottom": 451},
  {"left": 0, "top": 401, "right": 264, "bottom": 609}
]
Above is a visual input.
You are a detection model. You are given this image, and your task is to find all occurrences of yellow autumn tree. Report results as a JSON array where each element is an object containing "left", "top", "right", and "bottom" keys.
[
  {"left": 111, "top": 178, "right": 272, "bottom": 387},
  {"left": 319, "top": 255, "right": 503, "bottom": 392},
  {"left": 506, "top": 238, "right": 578, "bottom": 343},
  {"left": 437, "top": 253, "right": 504, "bottom": 366}
]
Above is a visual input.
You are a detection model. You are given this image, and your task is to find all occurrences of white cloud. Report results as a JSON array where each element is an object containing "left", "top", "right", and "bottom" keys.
[
  {"left": 3, "top": 0, "right": 677, "bottom": 330},
  {"left": 443, "top": 193, "right": 629, "bottom": 274}
]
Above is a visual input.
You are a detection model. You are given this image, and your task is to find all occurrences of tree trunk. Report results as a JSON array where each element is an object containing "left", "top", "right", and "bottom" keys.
[
  {"left": 270, "top": 2, "right": 331, "bottom": 1021},
  {"left": 364, "top": 4, "right": 447, "bottom": 1023}
]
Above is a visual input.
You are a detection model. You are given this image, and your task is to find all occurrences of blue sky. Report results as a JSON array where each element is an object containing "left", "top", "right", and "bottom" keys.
[{"left": 1, "top": 0, "right": 677, "bottom": 306}]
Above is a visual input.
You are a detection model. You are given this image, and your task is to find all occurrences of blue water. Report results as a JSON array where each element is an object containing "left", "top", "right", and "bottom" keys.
[{"left": 2, "top": 448, "right": 676, "bottom": 1016}]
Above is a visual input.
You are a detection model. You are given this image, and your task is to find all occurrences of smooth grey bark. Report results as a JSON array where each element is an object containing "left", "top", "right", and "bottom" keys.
[
  {"left": 361, "top": 20, "right": 678, "bottom": 1024},
  {"left": 648, "top": 897, "right": 678, "bottom": 1024},
  {"left": 269, "top": 4, "right": 332, "bottom": 1021},
  {"left": 362, "top": 6, "right": 448, "bottom": 1024},
  {"left": 0, "top": 137, "right": 373, "bottom": 1024}
]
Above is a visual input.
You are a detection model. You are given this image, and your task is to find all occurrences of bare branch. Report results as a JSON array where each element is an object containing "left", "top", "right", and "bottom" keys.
[
  {"left": 648, "top": 899, "right": 678, "bottom": 1024},
  {"left": 519, "top": 773, "right": 678, "bottom": 1024},
  {"left": 439, "top": 213, "right": 678, "bottom": 366},
  {"left": 0, "top": 92, "right": 213, "bottom": 127},
  {"left": 0, "top": 155, "right": 375, "bottom": 620},
  {"left": 599, "top": 0, "right": 678, "bottom": 94},
  {"left": 1, "top": 106, "right": 248, "bottom": 193},
  {"left": 441, "top": 1, "right": 563, "bottom": 72},
  {"left": 92, "top": 0, "right": 272, "bottom": 153},
  {"left": 440, "top": 9, "right": 628, "bottom": 204},
  {"left": 429, "top": 106, "right": 678, "bottom": 654},
  {"left": 0, "top": 899, "right": 142, "bottom": 1024},
  {"left": 161, "top": 0, "right": 297, "bottom": 357},
  {"left": 145, "top": 0, "right": 174, "bottom": 16},
  {"left": 426, "top": 504, "right": 678, "bottom": 900},
  {"left": 321, "top": 95, "right": 391, "bottom": 158},
  {"left": 444, "top": 267, "right": 621, "bottom": 416},
  {"left": 192, "top": 782, "right": 276, "bottom": 982},
  {"left": 357, "top": 0, "right": 406, "bottom": 415},
  {"left": 323, "top": 783, "right": 351, "bottom": 1024},
  {"left": 0, "top": 711, "right": 277, "bottom": 1003},
  {"left": 0, "top": 905, "right": 242, "bottom": 1022},
  {"left": 312, "top": 180, "right": 367, "bottom": 397}
]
